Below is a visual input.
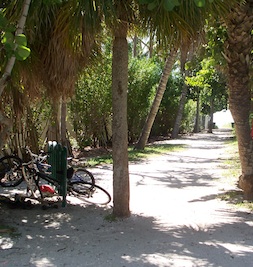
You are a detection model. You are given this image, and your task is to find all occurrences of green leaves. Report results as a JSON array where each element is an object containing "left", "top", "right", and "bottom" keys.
[
  {"left": 15, "top": 34, "right": 28, "bottom": 46},
  {"left": 15, "top": 45, "right": 31, "bottom": 60},
  {"left": 1, "top": 10, "right": 30, "bottom": 61},
  {"left": 163, "top": 0, "right": 180, "bottom": 11},
  {"left": 194, "top": 0, "right": 206, "bottom": 7}
]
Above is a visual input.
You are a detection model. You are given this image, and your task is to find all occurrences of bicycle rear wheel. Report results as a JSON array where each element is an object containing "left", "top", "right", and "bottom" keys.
[
  {"left": 69, "top": 181, "right": 111, "bottom": 205},
  {"left": 0, "top": 155, "right": 23, "bottom": 187},
  {"left": 70, "top": 169, "right": 95, "bottom": 187}
]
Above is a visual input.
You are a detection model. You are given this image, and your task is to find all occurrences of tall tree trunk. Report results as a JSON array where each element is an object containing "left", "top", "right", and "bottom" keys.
[
  {"left": 149, "top": 31, "right": 154, "bottom": 58},
  {"left": 171, "top": 55, "right": 189, "bottom": 139},
  {"left": 133, "top": 35, "right": 138, "bottom": 57},
  {"left": 224, "top": 1, "right": 253, "bottom": 199},
  {"left": 208, "top": 94, "right": 214, "bottom": 133},
  {"left": 171, "top": 82, "right": 188, "bottom": 139},
  {"left": 112, "top": 19, "right": 130, "bottom": 217},
  {"left": 193, "top": 90, "right": 200, "bottom": 133},
  {"left": 0, "top": 0, "right": 31, "bottom": 151},
  {"left": 135, "top": 47, "right": 178, "bottom": 150},
  {"left": 171, "top": 39, "right": 193, "bottom": 139}
]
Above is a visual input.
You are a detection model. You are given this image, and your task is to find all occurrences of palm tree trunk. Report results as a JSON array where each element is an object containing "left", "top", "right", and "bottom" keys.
[
  {"left": 112, "top": 19, "right": 130, "bottom": 218},
  {"left": 225, "top": 0, "right": 253, "bottom": 199},
  {"left": 135, "top": 47, "right": 178, "bottom": 150}
]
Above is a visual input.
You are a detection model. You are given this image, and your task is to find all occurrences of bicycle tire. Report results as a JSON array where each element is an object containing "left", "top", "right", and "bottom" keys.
[
  {"left": 70, "top": 169, "right": 95, "bottom": 188},
  {"left": 69, "top": 181, "right": 111, "bottom": 205},
  {"left": 0, "top": 155, "right": 23, "bottom": 187}
]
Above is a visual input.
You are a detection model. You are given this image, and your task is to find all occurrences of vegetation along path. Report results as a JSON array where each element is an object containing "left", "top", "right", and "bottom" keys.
[{"left": 1, "top": 129, "right": 253, "bottom": 267}]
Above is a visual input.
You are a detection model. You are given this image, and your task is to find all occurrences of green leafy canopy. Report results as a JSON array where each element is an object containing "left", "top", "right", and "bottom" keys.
[{"left": 0, "top": 11, "right": 30, "bottom": 61}]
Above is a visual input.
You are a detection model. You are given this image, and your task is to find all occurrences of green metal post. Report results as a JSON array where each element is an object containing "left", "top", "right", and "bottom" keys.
[{"left": 48, "top": 141, "right": 67, "bottom": 207}]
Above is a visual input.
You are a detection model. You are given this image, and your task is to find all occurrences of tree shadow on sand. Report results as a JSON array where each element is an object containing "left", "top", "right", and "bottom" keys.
[{"left": 1, "top": 201, "right": 253, "bottom": 267}]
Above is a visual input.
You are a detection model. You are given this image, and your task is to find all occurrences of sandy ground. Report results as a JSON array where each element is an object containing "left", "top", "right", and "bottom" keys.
[{"left": 1, "top": 129, "right": 253, "bottom": 267}]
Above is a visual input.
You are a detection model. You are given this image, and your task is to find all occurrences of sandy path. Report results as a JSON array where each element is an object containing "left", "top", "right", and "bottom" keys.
[{"left": 1, "top": 129, "right": 253, "bottom": 267}]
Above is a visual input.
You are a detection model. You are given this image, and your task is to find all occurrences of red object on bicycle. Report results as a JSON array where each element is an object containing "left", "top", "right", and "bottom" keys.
[{"left": 39, "top": 184, "right": 55, "bottom": 194}]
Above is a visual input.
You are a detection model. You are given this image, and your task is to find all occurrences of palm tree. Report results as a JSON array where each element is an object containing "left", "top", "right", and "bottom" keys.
[
  {"left": 135, "top": 47, "right": 178, "bottom": 149},
  {"left": 111, "top": 13, "right": 131, "bottom": 218},
  {"left": 0, "top": 0, "right": 31, "bottom": 151},
  {"left": 224, "top": 0, "right": 253, "bottom": 199},
  {"left": 9, "top": 0, "right": 99, "bottom": 150}
]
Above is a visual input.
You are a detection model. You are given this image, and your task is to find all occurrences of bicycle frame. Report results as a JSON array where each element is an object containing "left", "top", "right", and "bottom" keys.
[{"left": 21, "top": 160, "right": 62, "bottom": 200}]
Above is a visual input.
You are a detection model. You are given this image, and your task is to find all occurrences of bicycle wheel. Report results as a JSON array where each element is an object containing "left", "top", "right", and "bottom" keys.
[
  {"left": 0, "top": 155, "right": 23, "bottom": 187},
  {"left": 70, "top": 169, "right": 95, "bottom": 188},
  {"left": 69, "top": 181, "right": 111, "bottom": 205}
]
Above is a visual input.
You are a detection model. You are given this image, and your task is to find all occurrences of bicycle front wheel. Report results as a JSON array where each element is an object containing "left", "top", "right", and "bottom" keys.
[
  {"left": 70, "top": 169, "right": 95, "bottom": 187},
  {"left": 69, "top": 181, "right": 111, "bottom": 205},
  {"left": 0, "top": 155, "right": 23, "bottom": 187}
]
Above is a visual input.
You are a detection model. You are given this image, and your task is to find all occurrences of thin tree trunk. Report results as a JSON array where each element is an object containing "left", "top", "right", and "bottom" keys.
[
  {"left": 149, "top": 31, "right": 153, "bottom": 58},
  {"left": 112, "top": 19, "right": 130, "bottom": 218},
  {"left": 224, "top": 0, "right": 253, "bottom": 199},
  {"left": 133, "top": 35, "right": 138, "bottom": 57},
  {"left": 193, "top": 90, "right": 200, "bottom": 133},
  {"left": 171, "top": 57, "right": 189, "bottom": 139},
  {"left": 135, "top": 47, "right": 178, "bottom": 150},
  {"left": 171, "top": 82, "right": 188, "bottom": 139},
  {"left": 208, "top": 94, "right": 214, "bottom": 133},
  {"left": 171, "top": 39, "right": 194, "bottom": 139}
]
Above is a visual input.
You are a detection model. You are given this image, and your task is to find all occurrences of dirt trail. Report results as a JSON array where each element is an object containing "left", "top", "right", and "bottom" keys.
[{"left": 1, "top": 129, "right": 253, "bottom": 267}]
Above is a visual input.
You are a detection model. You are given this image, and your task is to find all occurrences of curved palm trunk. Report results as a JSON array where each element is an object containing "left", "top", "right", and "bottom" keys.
[
  {"left": 112, "top": 20, "right": 130, "bottom": 218},
  {"left": 225, "top": 1, "right": 253, "bottom": 199},
  {"left": 135, "top": 47, "right": 178, "bottom": 150}
]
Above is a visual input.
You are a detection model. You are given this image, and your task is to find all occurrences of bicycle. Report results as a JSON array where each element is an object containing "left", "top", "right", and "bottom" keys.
[
  {"left": 25, "top": 147, "right": 96, "bottom": 189},
  {"left": 0, "top": 149, "right": 111, "bottom": 205},
  {"left": 0, "top": 148, "right": 95, "bottom": 188}
]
